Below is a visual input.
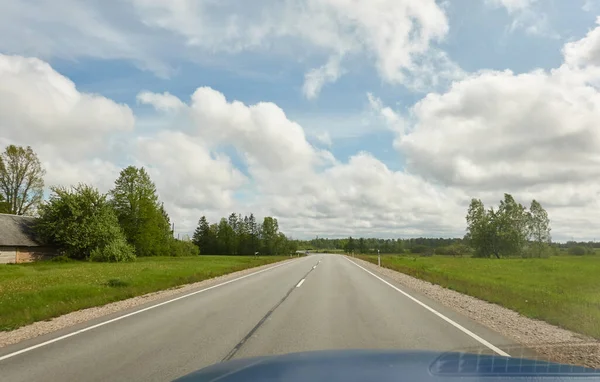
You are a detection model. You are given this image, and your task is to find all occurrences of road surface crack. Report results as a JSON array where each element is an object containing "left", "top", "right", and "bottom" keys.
[{"left": 221, "top": 260, "right": 319, "bottom": 361}]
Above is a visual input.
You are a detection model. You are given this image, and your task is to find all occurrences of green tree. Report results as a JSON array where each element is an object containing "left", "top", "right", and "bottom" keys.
[
  {"left": 0, "top": 194, "right": 9, "bottom": 213},
  {"left": 0, "top": 145, "right": 45, "bottom": 215},
  {"left": 466, "top": 198, "right": 492, "bottom": 257},
  {"left": 345, "top": 236, "right": 356, "bottom": 253},
  {"left": 260, "top": 216, "right": 279, "bottom": 255},
  {"left": 109, "top": 166, "right": 171, "bottom": 256},
  {"left": 217, "top": 218, "right": 235, "bottom": 254},
  {"left": 192, "top": 216, "right": 211, "bottom": 254},
  {"left": 358, "top": 237, "right": 367, "bottom": 253},
  {"left": 35, "top": 184, "right": 134, "bottom": 262},
  {"left": 528, "top": 199, "right": 551, "bottom": 257},
  {"left": 228, "top": 213, "right": 239, "bottom": 254},
  {"left": 495, "top": 194, "right": 529, "bottom": 257},
  {"left": 248, "top": 213, "right": 259, "bottom": 254}
]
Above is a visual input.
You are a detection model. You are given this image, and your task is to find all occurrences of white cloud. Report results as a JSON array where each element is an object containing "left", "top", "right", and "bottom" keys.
[
  {"left": 186, "top": 87, "right": 331, "bottom": 172},
  {"left": 314, "top": 132, "right": 332, "bottom": 147},
  {"left": 486, "top": 0, "right": 558, "bottom": 38},
  {"left": 367, "top": 93, "right": 406, "bottom": 134},
  {"left": 135, "top": 130, "right": 247, "bottom": 231},
  {"left": 486, "top": 0, "right": 538, "bottom": 13},
  {"left": 137, "top": 91, "right": 186, "bottom": 112},
  {"left": 0, "top": 53, "right": 134, "bottom": 189},
  {"left": 303, "top": 57, "right": 343, "bottom": 99},
  {"left": 563, "top": 17, "right": 600, "bottom": 68},
  {"left": 373, "top": 21, "right": 600, "bottom": 239},
  {"left": 0, "top": 0, "right": 458, "bottom": 96},
  {"left": 582, "top": 0, "right": 599, "bottom": 13}
]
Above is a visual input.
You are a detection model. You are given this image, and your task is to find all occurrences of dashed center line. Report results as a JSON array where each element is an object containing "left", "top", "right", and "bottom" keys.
[{"left": 296, "top": 278, "right": 306, "bottom": 288}]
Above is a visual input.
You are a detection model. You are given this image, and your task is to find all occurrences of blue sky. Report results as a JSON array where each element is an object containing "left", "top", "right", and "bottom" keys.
[
  {"left": 2, "top": 0, "right": 600, "bottom": 240},
  {"left": 45, "top": 0, "right": 593, "bottom": 168}
]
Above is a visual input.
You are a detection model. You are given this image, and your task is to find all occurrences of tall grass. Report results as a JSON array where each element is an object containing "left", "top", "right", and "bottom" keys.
[
  {"left": 0, "top": 256, "right": 287, "bottom": 331},
  {"left": 359, "top": 254, "right": 600, "bottom": 339}
]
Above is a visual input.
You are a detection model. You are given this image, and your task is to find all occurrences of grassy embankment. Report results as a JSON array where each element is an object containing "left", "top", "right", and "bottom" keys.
[
  {"left": 358, "top": 254, "right": 600, "bottom": 339},
  {"left": 0, "top": 256, "right": 287, "bottom": 331}
]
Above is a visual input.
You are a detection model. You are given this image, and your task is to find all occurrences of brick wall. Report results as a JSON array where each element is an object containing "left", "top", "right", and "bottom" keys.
[{"left": 16, "top": 247, "right": 58, "bottom": 263}]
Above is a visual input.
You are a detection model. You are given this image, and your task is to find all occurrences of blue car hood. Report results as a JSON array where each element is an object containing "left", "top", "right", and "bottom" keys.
[{"left": 175, "top": 349, "right": 600, "bottom": 382}]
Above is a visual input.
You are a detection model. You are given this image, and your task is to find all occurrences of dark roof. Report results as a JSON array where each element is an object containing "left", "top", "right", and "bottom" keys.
[{"left": 0, "top": 213, "right": 42, "bottom": 247}]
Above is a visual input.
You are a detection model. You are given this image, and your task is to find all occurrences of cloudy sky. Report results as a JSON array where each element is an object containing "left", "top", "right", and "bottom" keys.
[{"left": 1, "top": 0, "right": 600, "bottom": 241}]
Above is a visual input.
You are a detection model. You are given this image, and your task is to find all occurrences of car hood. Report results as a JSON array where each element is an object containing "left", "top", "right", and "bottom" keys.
[{"left": 174, "top": 349, "right": 599, "bottom": 382}]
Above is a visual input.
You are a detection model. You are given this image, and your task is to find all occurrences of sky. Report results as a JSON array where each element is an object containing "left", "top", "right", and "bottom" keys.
[{"left": 1, "top": 0, "right": 600, "bottom": 241}]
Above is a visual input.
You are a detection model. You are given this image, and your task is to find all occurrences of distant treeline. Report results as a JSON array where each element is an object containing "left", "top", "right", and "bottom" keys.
[
  {"left": 192, "top": 214, "right": 298, "bottom": 256},
  {"left": 297, "top": 237, "right": 462, "bottom": 254}
]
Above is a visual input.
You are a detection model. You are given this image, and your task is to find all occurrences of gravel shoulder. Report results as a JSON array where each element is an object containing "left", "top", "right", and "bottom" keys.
[
  {"left": 0, "top": 258, "right": 295, "bottom": 349},
  {"left": 350, "top": 256, "right": 600, "bottom": 368}
]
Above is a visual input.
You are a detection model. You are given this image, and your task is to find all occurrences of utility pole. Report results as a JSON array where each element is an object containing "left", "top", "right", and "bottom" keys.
[{"left": 378, "top": 249, "right": 381, "bottom": 267}]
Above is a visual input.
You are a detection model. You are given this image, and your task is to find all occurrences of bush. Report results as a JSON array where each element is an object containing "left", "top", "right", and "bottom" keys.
[
  {"left": 48, "top": 255, "right": 76, "bottom": 263},
  {"left": 106, "top": 278, "right": 129, "bottom": 287},
  {"left": 169, "top": 239, "right": 200, "bottom": 257},
  {"left": 36, "top": 184, "right": 135, "bottom": 262},
  {"left": 568, "top": 246, "right": 592, "bottom": 256},
  {"left": 89, "top": 237, "right": 136, "bottom": 262}
]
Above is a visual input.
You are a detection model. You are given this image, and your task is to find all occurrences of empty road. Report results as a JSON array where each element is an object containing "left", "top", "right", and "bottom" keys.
[{"left": 0, "top": 254, "right": 517, "bottom": 381}]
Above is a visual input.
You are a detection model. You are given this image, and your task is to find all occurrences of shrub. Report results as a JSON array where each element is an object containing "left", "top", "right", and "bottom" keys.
[
  {"left": 568, "top": 246, "right": 592, "bottom": 256},
  {"left": 106, "top": 278, "right": 129, "bottom": 287},
  {"left": 169, "top": 239, "right": 200, "bottom": 257},
  {"left": 36, "top": 184, "right": 135, "bottom": 262},
  {"left": 48, "top": 255, "right": 75, "bottom": 263},
  {"left": 90, "top": 237, "right": 136, "bottom": 262}
]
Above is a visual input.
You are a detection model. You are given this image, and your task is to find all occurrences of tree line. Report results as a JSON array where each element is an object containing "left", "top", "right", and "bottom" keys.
[
  {"left": 297, "top": 237, "right": 465, "bottom": 254},
  {"left": 35, "top": 166, "right": 198, "bottom": 262},
  {"left": 0, "top": 144, "right": 297, "bottom": 261},
  {"left": 192, "top": 214, "right": 298, "bottom": 256}
]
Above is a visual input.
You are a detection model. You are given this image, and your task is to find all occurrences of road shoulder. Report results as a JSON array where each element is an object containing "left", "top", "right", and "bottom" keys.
[{"left": 346, "top": 256, "right": 600, "bottom": 368}]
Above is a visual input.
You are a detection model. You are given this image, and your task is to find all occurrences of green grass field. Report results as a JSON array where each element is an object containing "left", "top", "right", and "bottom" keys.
[
  {"left": 358, "top": 254, "right": 600, "bottom": 339},
  {"left": 0, "top": 256, "right": 287, "bottom": 331}
]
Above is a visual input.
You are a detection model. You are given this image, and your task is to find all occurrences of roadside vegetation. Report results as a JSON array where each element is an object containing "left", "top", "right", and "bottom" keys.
[
  {"left": 0, "top": 144, "right": 297, "bottom": 261},
  {"left": 299, "top": 195, "right": 600, "bottom": 338},
  {"left": 357, "top": 254, "right": 600, "bottom": 340},
  {"left": 0, "top": 256, "right": 287, "bottom": 331}
]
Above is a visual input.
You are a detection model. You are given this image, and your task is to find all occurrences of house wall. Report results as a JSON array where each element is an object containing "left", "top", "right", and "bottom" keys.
[
  {"left": 0, "top": 247, "right": 17, "bottom": 264},
  {"left": 16, "top": 247, "right": 58, "bottom": 263}
]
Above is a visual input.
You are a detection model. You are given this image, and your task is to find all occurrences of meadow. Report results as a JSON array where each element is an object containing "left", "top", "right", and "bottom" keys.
[
  {"left": 358, "top": 254, "right": 600, "bottom": 339},
  {"left": 0, "top": 256, "right": 287, "bottom": 331}
]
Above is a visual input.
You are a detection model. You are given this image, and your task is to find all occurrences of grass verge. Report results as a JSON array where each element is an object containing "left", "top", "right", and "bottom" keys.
[
  {"left": 358, "top": 254, "right": 600, "bottom": 339},
  {"left": 0, "top": 256, "right": 288, "bottom": 331}
]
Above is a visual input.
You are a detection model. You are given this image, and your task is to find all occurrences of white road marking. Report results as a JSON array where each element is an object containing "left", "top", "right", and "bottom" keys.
[
  {"left": 0, "top": 259, "right": 301, "bottom": 362},
  {"left": 344, "top": 257, "right": 511, "bottom": 357},
  {"left": 296, "top": 279, "right": 306, "bottom": 288},
  {"left": 312, "top": 265, "right": 316, "bottom": 269}
]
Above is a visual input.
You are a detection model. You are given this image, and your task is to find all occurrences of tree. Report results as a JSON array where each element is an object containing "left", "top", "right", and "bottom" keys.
[
  {"left": 192, "top": 216, "right": 211, "bottom": 254},
  {"left": 345, "top": 237, "right": 356, "bottom": 253},
  {"left": 528, "top": 200, "right": 551, "bottom": 257},
  {"left": 0, "top": 194, "right": 9, "bottom": 213},
  {"left": 495, "top": 194, "right": 529, "bottom": 257},
  {"left": 217, "top": 218, "right": 235, "bottom": 254},
  {"left": 248, "top": 213, "right": 259, "bottom": 254},
  {"left": 466, "top": 194, "right": 548, "bottom": 258},
  {"left": 228, "top": 213, "right": 239, "bottom": 254},
  {"left": 260, "top": 217, "right": 279, "bottom": 255},
  {"left": 35, "top": 184, "right": 135, "bottom": 262},
  {"left": 466, "top": 198, "right": 494, "bottom": 257},
  {"left": 0, "top": 145, "right": 45, "bottom": 215},
  {"left": 109, "top": 166, "right": 171, "bottom": 257}
]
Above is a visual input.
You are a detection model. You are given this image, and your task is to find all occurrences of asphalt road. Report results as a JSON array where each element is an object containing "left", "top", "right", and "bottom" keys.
[{"left": 0, "top": 254, "right": 518, "bottom": 381}]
